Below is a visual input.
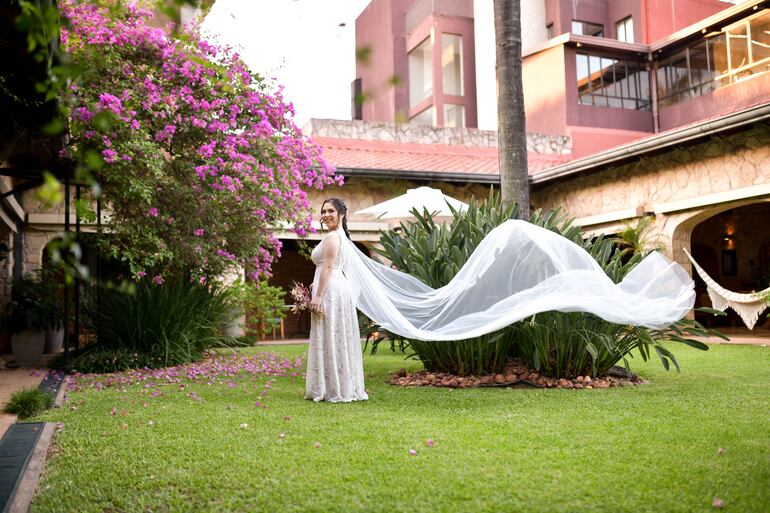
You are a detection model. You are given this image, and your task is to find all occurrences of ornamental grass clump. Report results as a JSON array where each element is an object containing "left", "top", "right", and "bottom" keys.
[
  {"left": 4, "top": 387, "right": 54, "bottom": 419},
  {"left": 80, "top": 274, "right": 238, "bottom": 373}
]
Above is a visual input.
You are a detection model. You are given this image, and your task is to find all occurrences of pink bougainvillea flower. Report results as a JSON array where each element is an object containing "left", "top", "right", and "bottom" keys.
[{"left": 59, "top": 0, "right": 339, "bottom": 282}]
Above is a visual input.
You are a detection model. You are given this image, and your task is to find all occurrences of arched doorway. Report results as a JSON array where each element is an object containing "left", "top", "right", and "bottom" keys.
[{"left": 685, "top": 201, "right": 770, "bottom": 332}]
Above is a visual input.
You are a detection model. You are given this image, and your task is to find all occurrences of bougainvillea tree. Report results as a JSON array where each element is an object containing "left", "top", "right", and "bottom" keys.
[{"left": 60, "top": 1, "right": 339, "bottom": 281}]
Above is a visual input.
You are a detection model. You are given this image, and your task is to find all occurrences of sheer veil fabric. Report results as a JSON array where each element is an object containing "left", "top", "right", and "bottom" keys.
[{"left": 338, "top": 220, "right": 695, "bottom": 341}]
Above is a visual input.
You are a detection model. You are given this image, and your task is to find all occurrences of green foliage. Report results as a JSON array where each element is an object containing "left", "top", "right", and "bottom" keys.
[
  {"left": 236, "top": 280, "right": 287, "bottom": 339},
  {"left": 79, "top": 275, "right": 238, "bottom": 372},
  {"left": 371, "top": 190, "right": 524, "bottom": 374},
  {"left": 615, "top": 215, "right": 666, "bottom": 255},
  {"left": 4, "top": 387, "right": 53, "bottom": 419},
  {"left": 371, "top": 189, "right": 717, "bottom": 377},
  {"left": 2, "top": 270, "right": 63, "bottom": 334}
]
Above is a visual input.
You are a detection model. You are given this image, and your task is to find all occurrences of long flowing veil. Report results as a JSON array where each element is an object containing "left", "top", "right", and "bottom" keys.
[{"left": 338, "top": 220, "right": 694, "bottom": 341}]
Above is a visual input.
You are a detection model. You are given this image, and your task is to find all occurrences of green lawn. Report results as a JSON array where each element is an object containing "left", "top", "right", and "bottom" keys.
[{"left": 31, "top": 343, "right": 769, "bottom": 513}]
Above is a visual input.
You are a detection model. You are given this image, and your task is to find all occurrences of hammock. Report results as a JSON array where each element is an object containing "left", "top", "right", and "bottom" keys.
[{"left": 683, "top": 249, "right": 770, "bottom": 329}]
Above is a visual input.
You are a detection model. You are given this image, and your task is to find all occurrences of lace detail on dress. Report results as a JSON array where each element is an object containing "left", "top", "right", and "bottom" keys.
[{"left": 305, "top": 229, "right": 368, "bottom": 403}]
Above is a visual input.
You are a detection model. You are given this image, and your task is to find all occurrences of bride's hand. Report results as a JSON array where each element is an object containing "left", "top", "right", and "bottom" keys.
[{"left": 309, "top": 298, "right": 325, "bottom": 318}]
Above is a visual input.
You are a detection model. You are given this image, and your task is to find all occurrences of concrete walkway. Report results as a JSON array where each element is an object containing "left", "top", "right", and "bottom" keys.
[{"left": 0, "top": 368, "right": 47, "bottom": 439}]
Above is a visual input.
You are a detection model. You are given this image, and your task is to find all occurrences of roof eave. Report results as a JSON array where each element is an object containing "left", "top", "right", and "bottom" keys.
[
  {"left": 336, "top": 167, "right": 500, "bottom": 184},
  {"left": 531, "top": 102, "right": 770, "bottom": 186}
]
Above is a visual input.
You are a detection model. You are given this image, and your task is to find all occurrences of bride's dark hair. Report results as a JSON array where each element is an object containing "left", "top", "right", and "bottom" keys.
[{"left": 322, "top": 197, "right": 350, "bottom": 238}]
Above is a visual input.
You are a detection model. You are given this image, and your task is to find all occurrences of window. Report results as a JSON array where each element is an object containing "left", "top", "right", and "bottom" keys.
[
  {"left": 655, "top": 10, "right": 770, "bottom": 106},
  {"left": 441, "top": 34, "right": 463, "bottom": 96},
  {"left": 443, "top": 104, "right": 465, "bottom": 128},
  {"left": 572, "top": 20, "right": 603, "bottom": 37},
  {"left": 408, "top": 37, "right": 433, "bottom": 108},
  {"left": 410, "top": 106, "right": 434, "bottom": 125},
  {"left": 716, "top": 10, "right": 770, "bottom": 86},
  {"left": 616, "top": 17, "right": 634, "bottom": 43},
  {"left": 576, "top": 52, "right": 650, "bottom": 110}
]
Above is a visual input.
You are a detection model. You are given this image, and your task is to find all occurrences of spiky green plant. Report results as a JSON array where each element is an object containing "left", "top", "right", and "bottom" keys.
[
  {"left": 80, "top": 274, "right": 239, "bottom": 372},
  {"left": 4, "top": 387, "right": 53, "bottom": 419}
]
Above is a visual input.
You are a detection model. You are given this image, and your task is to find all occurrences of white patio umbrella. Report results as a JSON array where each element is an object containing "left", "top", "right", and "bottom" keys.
[{"left": 354, "top": 186, "right": 469, "bottom": 219}]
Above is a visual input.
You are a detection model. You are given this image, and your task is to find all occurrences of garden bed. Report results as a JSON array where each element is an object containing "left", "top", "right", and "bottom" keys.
[{"left": 388, "top": 358, "right": 646, "bottom": 389}]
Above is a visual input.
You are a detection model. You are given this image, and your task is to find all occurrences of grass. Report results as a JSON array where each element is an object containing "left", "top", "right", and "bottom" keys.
[{"left": 30, "top": 343, "right": 769, "bottom": 513}]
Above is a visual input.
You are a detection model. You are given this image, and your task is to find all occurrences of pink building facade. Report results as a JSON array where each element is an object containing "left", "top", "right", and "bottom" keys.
[{"left": 356, "top": 0, "right": 477, "bottom": 127}]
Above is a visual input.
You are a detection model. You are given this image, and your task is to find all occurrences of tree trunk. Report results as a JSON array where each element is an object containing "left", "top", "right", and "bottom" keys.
[{"left": 494, "top": 0, "right": 529, "bottom": 218}]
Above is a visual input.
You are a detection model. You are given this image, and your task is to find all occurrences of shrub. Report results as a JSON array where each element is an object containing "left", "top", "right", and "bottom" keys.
[
  {"left": 238, "top": 280, "right": 286, "bottom": 339},
  {"left": 80, "top": 274, "right": 238, "bottom": 372},
  {"left": 371, "top": 190, "right": 716, "bottom": 377},
  {"left": 4, "top": 387, "right": 54, "bottom": 419},
  {"left": 59, "top": 1, "right": 339, "bottom": 282}
]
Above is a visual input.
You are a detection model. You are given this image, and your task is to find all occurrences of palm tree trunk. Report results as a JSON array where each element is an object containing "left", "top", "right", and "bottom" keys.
[{"left": 494, "top": 0, "right": 529, "bottom": 218}]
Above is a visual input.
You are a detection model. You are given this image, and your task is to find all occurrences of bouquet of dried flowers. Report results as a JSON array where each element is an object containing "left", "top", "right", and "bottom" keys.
[{"left": 290, "top": 282, "right": 324, "bottom": 318}]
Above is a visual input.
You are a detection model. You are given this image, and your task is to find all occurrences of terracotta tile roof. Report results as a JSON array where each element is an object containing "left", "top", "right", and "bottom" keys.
[{"left": 313, "top": 136, "right": 570, "bottom": 178}]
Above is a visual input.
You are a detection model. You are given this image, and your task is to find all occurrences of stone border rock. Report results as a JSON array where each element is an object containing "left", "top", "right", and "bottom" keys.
[{"left": 388, "top": 364, "right": 646, "bottom": 390}]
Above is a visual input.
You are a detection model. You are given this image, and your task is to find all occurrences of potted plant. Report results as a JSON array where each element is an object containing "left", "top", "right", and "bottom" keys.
[{"left": 3, "top": 272, "right": 64, "bottom": 365}]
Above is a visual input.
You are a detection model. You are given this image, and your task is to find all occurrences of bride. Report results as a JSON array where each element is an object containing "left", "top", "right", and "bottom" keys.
[
  {"left": 305, "top": 198, "right": 369, "bottom": 403},
  {"left": 305, "top": 198, "right": 695, "bottom": 402}
]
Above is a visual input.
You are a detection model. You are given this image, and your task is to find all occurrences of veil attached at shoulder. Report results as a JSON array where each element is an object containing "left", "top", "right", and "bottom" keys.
[{"left": 338, "top": 220, "right": 694, "bottom": 341}]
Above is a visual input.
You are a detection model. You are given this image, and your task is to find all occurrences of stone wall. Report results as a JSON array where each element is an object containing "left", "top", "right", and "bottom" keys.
[
  {"left": 532, "top": 123, "right": 770, "bottom": 222},
  {"left": 304, "top": 118, "right": 572, "bottom": 155}
]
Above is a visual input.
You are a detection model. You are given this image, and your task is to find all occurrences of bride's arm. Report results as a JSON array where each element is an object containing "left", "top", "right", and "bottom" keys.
[{"left": 310, "top": 233, "right": 341, "bottom": 313}]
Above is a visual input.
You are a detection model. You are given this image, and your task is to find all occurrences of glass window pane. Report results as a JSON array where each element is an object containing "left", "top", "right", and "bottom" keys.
[
  {"left": 728, "top": 23, "right": 750, "bottom": 69},
  {"left": 572, "top": 20, "right": 603, "bottom": 37},
  {"left": 443, "top": 104, "right": 465, "bottom": 128},
  {"left": 688, "top": 40, "right": 711, "bottom": 88},
  {"left": 576, "top": 53, "right": 590, "bottom": 101},
  {"left": 408, "top": 38, "right": 433, "bottom": 108},
  {"left": 617, "top": 17, "right": 634, "bottom": 43},
  {"left": 410, "top": 106, "right": 434, "bottom": 125},
  {"left": 667, "top": 49, "right": 689, "bottom": 93},
  {"left": 750, "top": 11, "right": 770, "bottom": 63},
  {"left": 710, "top": 33, "right": 729, "bottom": 76},
  {"left": 441, "top": 34, "right": 463, "bottom": 96},
  {"left": 576, "top": 52, "right": 648, "bottom": 110}
]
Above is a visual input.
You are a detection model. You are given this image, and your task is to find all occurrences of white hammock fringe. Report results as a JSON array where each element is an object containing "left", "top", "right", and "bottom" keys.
[{"left": 684, "top": 249, "right": 770, "bottom": 330}]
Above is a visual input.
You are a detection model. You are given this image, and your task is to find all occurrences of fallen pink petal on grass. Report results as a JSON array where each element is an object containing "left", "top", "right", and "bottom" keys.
[
  {"left": 408, "top": 449, "right": 417, "bottom": 456},
  {"left": 314, "top": 442, "right": 322, "bottom": 448},
  {"left": 712, "top": 498, "right": 724, "bottom": 508},
  {"left": 425, "top": 439, "right": 435, "bottom": 447}
]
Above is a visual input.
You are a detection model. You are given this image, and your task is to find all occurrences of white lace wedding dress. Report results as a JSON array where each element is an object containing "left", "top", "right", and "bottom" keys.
[{"left": 305, "top": 228, "right": 369, "bottom": 403}]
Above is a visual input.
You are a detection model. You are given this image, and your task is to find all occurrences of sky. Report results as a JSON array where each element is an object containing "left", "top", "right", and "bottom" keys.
[{"left": 201, "top": 0, "right": 371, "bottom": 128}]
